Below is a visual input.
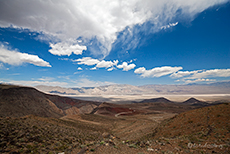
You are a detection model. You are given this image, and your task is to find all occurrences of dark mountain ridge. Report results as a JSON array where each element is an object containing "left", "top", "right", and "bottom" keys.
[
  {"left": 182, "top": 97, "right": 209, "bottom": 106},
  {"left": 140, "top": 97, "right": 173, "bottom": 103},
  {"left": 0, "top": 84, "right": 101, "bottom": 118}
]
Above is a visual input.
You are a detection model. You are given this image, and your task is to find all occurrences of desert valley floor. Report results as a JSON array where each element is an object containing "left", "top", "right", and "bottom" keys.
[{"left": 0, "top": 84, "right": 229, "bottom": 154}]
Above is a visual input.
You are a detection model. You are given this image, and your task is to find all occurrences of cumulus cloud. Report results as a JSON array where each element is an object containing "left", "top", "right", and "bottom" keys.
[
  {"left": 76, "top": 57, "right": 119, "bottom": 71},
  {"left": 49, "top": 42, "right": 87, "bottom": 56},
  {"left": 96, "top": 60, "right": 118, "bottom": 68},
  {"left": 90, "top": 67, "right": 97, "bottom": 70},
  {"left": 117, "top": 62, "right": 136, "bottom": 71},
  {"left": 0, "top": 44, "right": 51, "bottom": 67},
  {"left": 185, "top": 69, "right": 230, "bottom": 79},
  {"left": 171, "top": 68, "right": 230, "bottom": 83},
  {"left": 107, "top": 67, "right": 115, "bottom": 71},
  {"left": 0, "top": 0, "right": 227, "bottom": 57},
  {"left": 134, "top": 66, "right": 183, "bottom": 78},
  {"left": 134, "top": 67, "right": 146, "bottom": 74},
  {"left": 184, "top": 78, "right": 216, "bottom": 83},
  {"left": 74, "top": 57, "right": 100, "bottom": 66},
  {"left": 170, "top": 70, "right": 202, "bottom": 78},
  {"left": 77, "top": 67, "right": 83, "bottom": 70}
]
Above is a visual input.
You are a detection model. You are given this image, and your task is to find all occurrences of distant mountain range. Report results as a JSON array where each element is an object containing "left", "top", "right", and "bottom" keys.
[
  {"left": 1, "top": 84, "right": 218, "bottom": 118},
  {"left": 35, "top": 81, "right": 230, "bottom": 96}
]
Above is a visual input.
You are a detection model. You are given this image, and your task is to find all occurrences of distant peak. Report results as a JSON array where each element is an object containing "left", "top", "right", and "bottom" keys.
[
  {"left": 140, "top": 97, "right": 173, "bottom": 103},
  {"left": 183, "top": 97, "right": 203, "bottom": 104},
  {"left": 187, "top": 97, "right": 199, "bottom": 101}
]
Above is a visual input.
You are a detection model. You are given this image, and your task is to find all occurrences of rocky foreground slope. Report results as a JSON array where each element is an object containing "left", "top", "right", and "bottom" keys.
[
  {"left": 1, "top": 103, "right": 229, "bottom": 153},
  {"left": 0, "top": 115, "right": 106, "bottom": 153},
  {"left": 143, "top": 103, "right": 230, "bottom": 154}
]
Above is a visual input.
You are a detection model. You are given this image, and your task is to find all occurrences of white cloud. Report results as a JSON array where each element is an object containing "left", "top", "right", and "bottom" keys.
[
  {"left": 134, "top": 66, "right": 183, "bottom": 78},
  {"left": 172, "top": 68, "right": 230, "bottom": 83},
  {"left": 95, "top": 60, "right": 114, "bottom": 68},
  {"left": 161, "top": 22, "right": 178, "bottom": 30},
  {"left": 0, "top": 44, "right": 51, "bottom": 67},
  {"left": 184, "top": 78, "right": 216, "bottom": 83},
  {"left": 49, "top": 41, "right": 87, "bottom": 56},
  {"left": 134, "top": 67, "right": 146, "bottom": 74},
  {"left": 75, "top": 57, "right": 100, "bottom": 66},
  {"left": 117, "top": 62, "right": 136, "bottom": 71},
  {"left": 77, "top": 67, "right": 83, "bottom": 70},
  {"left": 185, "top": 69, "right": 230, "bottom": 79},
  {"left": 96, "top": 60, "right": 118, "bottom": 68},
  {"left": 76, "top": 57, "right": 119, "bottom": 71},
  {"left": 0, "top": 0, "right": 227, "bottom": 57},
  {"left": 170, "top": 70, "right": 202, "bottom": 78},
  {"left": 90, "top": 67, "right": 97, "bottom": 70},
  {"left": 107, "top": 67, "right": 115, "bottom": 71}
]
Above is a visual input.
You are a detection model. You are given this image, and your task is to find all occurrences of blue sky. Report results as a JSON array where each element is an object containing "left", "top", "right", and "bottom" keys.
[{"left": 0, "top": 0, "right": 230, "bottom": 87}]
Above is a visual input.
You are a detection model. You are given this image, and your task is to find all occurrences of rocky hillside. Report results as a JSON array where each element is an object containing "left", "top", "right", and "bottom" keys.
[
  {"left": 143, "top": 103, "right": 230, "bottom": 153},
  {"left": 0, "top": 115, "right": 106, "bottom": 154},
  {"left": 0, "top": 84, "right": 100, "bottom": 118},
  {"left": 153, "top": 103, "right": 230, "bottom": 139}
]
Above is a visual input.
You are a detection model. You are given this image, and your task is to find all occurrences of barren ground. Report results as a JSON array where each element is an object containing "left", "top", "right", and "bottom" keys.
[{"left": 1, "top": 104, "right": 229, "bottom": 154}]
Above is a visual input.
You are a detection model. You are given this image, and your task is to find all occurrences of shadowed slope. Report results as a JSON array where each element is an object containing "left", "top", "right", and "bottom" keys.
[{"left": 0, "top": 84, "right": 100, "bottom": 118}]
